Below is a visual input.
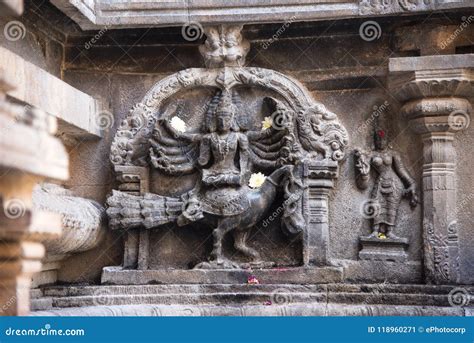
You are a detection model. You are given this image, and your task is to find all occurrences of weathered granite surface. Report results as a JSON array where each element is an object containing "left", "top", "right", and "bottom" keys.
[{"left": 0, "top": 0, "right": 473, "bottom": 317}]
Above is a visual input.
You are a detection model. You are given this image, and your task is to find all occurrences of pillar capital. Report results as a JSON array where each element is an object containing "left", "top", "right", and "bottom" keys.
[{"left": 400, "top": 97, "right": 471, "bottom": 135}]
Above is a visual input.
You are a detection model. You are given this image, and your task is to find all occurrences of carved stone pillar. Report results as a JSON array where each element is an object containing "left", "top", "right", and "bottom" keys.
[
  {"left": 302, "top": 161, "right": 338, "bottom": 266},
  {"left": 389, "top": 55, "right": 474, "bottom": 284},
  {"left": 0, "top": 74, "right": 68, "bottom": 315}
]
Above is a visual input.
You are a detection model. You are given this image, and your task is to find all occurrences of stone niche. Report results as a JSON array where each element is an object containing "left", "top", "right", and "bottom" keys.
[{"left": 103, "top": 25, "right": 349, "bottom": 285}]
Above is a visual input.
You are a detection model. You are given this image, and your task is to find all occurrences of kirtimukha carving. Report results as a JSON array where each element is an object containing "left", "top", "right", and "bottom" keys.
[
  {"left": 106, "top": 25, "right": 349, "bottom": 271},
  {"left": 354, "top": 128, "right": 418, "bottom": 261}
]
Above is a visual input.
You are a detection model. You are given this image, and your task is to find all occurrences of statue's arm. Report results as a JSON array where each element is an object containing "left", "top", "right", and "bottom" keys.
[
  {"left": 246, "top": 127, "right": 274, "bottom": 141},
  {"left": 161, "top": 119, "right": 201, "bottom": 143},
  {"left": 354, "top": 149, "right": 370, "bottom": 190},
  {"left": 198, "top": 135, "right": 211, "bottom": 167},
  {"left": 393, "top": 153, "right": 418, "bottom": 207},
  {"left": 239, "top": 134, "right": 250, "bottom": 180}
]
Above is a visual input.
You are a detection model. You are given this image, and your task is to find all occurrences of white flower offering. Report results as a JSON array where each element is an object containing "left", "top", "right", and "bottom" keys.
[
  {"left": 261, "top": 117, "right": 273, "bottom": 131},
  {"left": 248, "top": 172, "right": 266, "bottom": 189},
  {"left": 170, "top": 116, "right": 186, "bottom": 133}
]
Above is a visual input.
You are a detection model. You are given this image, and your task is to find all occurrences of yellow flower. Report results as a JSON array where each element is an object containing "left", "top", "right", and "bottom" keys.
[
  {"left": 377, "top": 233, "right": 387, "bottom": 240},
  {"left": 261, "top": 117, "right": 273, "bottom": 131},
  {"left": 249, "top": 172, "right": 266, "bottom": 189},
  {"left": 170, "top": 116, "right": 186, "bottom": 133}
]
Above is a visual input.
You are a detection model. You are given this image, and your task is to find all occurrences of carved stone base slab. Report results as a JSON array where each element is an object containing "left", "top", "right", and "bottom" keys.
[
  {"left": 31, "top": 284, "right": 472, "bottom": 316},
  {"left": 101, "top": 266, "right": 343, "bottom": 285},
  {"left": 359, "top": 235, "right": 409, "bottom": 262}
]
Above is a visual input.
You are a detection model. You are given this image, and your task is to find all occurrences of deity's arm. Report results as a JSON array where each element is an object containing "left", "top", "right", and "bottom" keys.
[
  {"left": 393, "top": 153, "right": 415, "bottom": 188},
  {"left": 246, "top": 127, "right": 276, "bottom": 141},
  {"left": 238, "top": 133, "right": 250, "bottom": 178},
  {"left": 161, "top": 118, "right": 201, "bottom": 143},
  {"left": 354, "top": 149, "right": 371, "bottom": 190},
  {"left": 198, "top": 135, "right": 211, "bottom": 167},
  {"left": 393, "top": 152, "right": 418, "bottom": 207}
]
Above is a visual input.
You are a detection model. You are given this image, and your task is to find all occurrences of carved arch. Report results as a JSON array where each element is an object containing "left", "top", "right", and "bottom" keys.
[{"left": 110, "top": 67, "right": 348, "bottom": 166}]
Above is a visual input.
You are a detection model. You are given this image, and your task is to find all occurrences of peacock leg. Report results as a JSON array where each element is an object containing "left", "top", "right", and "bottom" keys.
[
  {"left": 233, "top": 230, "right": 261, "bottom": 262},
  {"left": 209, "top": 221, "right": 234, "bottom": 265}
]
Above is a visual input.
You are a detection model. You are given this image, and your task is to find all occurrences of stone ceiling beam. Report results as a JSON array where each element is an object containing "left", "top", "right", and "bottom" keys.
[
  {"left": 50, "top": 0, "right": 473, "bottom": 31},
  {"left": 0, "top": 47, "right": 105, "bottom": 139}
]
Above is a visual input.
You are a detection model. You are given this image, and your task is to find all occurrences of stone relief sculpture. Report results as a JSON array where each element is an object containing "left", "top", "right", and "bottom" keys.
[
  {"left": 105, "top": 25, "right": 349, "bottom": 275},
  {"left": 354, "top": 127, "right": 418, "bottom": 261}
]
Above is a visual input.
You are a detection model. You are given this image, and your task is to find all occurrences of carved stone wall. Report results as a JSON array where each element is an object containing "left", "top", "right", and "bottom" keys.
[{"left": 3, "top": 1, "right": 472, "bottom": 287}]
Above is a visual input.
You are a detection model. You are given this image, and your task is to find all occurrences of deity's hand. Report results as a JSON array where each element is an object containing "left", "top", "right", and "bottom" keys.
[
  {"left": 405, "top": 184, "right": 419, "bottom": 208},
  {"left": 354, "top": 150, "right": 370, "bottom": 176}
]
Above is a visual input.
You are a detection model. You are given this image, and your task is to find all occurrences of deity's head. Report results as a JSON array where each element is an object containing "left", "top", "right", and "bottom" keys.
[
  {"left": 374, "top": 128, "right": 388, "bottom": 150},
  {"left": 215, "top": 90, "right": 237, "bottom": 132}
]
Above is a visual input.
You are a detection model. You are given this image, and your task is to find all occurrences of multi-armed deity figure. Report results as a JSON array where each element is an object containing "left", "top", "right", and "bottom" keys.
[
  {"left": 354, "top": 128, "right": 418, "bottom": 240},
  {"left": 109, "top": 89, "right": 307, "bottom": 268}
]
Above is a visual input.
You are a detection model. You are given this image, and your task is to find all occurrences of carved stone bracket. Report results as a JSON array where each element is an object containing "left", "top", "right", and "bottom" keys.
[
  {"left": 31, "top": 183, "right": 106, "bottom": 287},
  {"left": 389, "top": 55, "right": 474, "bottom": 284}
]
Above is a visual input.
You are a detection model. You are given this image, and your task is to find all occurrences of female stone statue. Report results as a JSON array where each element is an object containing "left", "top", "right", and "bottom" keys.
[{"left": 354, "top": 129, "right": 418, "bottom": 239}]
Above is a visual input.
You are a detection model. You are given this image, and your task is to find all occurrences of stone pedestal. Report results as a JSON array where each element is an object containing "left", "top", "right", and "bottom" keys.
[
  {"left": 359, "top": 235, "right": 408, "bottom": 262},
  {"left": 389, "top": 54, "right": 474, "bottom": 284}
]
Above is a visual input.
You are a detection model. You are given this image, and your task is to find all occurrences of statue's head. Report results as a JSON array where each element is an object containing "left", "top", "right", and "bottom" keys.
[
  {"left": 215, "top": 90, "right": 238, "bottom": 132},
  {"left": 374, "top": 128, "right": 388, "bottom": 150}
]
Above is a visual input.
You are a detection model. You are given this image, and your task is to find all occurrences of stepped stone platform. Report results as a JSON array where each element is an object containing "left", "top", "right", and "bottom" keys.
[{"left": 31, "top": 283, "right": 474, "bottom": 316}]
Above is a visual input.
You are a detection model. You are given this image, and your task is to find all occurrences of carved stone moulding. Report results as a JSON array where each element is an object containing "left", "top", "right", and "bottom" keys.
[
  {"left": 359, "top": 0, "right": 457, "bottom": 15},
  {"left": 50, "top": 0, "right": 474, "bottom": 30},
  {"left": 389, "top": 55, "right": 474, "bottom": 102},
  {"left": 401, "top": 97, "right": 472, "bottom": 133}
]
